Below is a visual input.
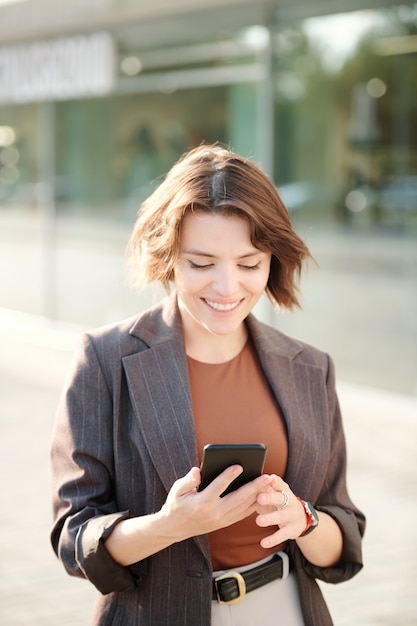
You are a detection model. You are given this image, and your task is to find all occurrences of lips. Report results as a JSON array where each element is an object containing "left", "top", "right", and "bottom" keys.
[{"left": 204, "top": 298, "right": 241, "bottom": 312}]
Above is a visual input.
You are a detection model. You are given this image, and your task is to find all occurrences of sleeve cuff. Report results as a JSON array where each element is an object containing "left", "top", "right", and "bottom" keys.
[
  {"left": 75, "top": 511, "right": 139, "bottom": 594},
  {"left": 291, "top": 504, "right": 364, "bottom": 584}
]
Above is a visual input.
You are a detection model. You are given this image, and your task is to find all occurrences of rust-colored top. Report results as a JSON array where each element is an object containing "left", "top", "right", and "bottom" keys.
[{"left": 188, "top": 338, "right": 288, "bottom": 570}]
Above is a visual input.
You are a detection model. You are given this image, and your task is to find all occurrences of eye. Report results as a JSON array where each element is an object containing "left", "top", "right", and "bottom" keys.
[
  {"left": 238, "top": 262, "right": 261, "bottom": 271},
  {"left": 188, "top": 260, "right": 213, "bottom": 270}
]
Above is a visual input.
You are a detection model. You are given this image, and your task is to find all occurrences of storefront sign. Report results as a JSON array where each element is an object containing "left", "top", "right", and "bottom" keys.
[{"left": 0, "top": 32, "right": 115, "bottom": 104}]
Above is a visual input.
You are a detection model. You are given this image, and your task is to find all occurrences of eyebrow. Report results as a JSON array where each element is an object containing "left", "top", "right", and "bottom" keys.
[{"left": 182, "top": 248, "right": 261, "bottom": 260}]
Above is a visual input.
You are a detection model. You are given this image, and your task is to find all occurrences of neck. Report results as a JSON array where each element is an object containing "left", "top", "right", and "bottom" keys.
[{"left": 183, "top": 324, "right": 248, "bottom": 364}]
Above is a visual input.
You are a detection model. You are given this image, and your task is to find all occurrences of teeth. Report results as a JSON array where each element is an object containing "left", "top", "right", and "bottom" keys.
[{"left": 205, "top": 299, "right": 240, "bottom": 312}]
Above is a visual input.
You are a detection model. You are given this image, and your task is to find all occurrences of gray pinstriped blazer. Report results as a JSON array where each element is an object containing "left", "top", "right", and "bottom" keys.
[{"left": 51, "top": 296, "right": 365, "bottom": 626}]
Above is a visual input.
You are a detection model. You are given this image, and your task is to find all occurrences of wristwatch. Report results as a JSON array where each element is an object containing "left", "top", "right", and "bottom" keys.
[{"left": 298, "top": 499, "right": 320, "bottom": 536}]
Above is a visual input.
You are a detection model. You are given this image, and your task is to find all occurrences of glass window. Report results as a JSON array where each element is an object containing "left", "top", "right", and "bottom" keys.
[
  {"left": 0, "top": 104, "right": 38, "bottom": 210},
  {"left": 272, "top": 5, "right": 417, "bottom": 395},
  {"left": 55, "top": 87, "right": 229, "bottom": 221},
  {"left": 273, "top": 6, "right": 417, "bottom": 232}
]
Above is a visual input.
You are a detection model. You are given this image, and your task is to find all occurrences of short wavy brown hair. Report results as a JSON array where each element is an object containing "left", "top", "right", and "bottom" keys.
[{"left": 127, "top": 143, "right": 311, "bottom": 310}]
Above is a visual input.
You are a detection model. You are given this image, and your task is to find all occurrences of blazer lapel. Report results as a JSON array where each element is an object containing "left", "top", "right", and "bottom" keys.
[
  {"left": 122, "top": 300, "right": 210, "bottom": 562},
  {"left": 247, "top": 316, "right": 331, "bottom": 498},
  {"left": 123, "top": 341, "right": 198, "bottom": 487}
]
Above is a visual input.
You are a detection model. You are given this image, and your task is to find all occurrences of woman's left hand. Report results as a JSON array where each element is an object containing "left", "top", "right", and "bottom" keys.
[{"left": 255, "top": 474, "right": 306, "bottom": 548}]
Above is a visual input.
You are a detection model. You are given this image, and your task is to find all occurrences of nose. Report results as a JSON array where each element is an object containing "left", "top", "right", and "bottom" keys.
[{"left": 212, "top": 265, "right": 239, "bottom": 296}]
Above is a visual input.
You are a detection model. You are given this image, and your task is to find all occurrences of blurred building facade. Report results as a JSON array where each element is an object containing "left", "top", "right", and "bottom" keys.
[{"left": 0, "top": 0, "right": 416, "bottom": 395}]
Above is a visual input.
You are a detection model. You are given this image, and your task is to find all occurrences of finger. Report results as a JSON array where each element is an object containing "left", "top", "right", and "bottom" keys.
[
  {"left": 171, "top": 467, "right": 200, "bottom": 497},
  {"left": 269, "top": 474, "right": 287, "bottom": 490},
  {"left": 257, "top": 481, "right": 291, "bottom": 509},
  {"left": 257, "top": 491, "right": 276, "bottom": 508},
  {"left": 237, "top": 473, "right": 272, "bottom": 497},
  {"left": 256, "top": 508, "right": 283, "bottom": 528},
  {"left": 259, "top": 527, "right": 285, "bottom": 549},
  {"left": 255, "top": 502, "right": 277, "bottom": 515},
  {"left": 201, "top": 465, "right": 244, "bottom": 498},
  {"left": 222, "top": 474, "right": 272, "bottom": 514}
]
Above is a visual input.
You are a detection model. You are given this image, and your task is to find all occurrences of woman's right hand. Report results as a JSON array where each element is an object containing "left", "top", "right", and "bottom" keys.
[
  {"left": 159, "top": 466, "right": 272, "bottom": 541},
  {"left": 104, "top": 467, "right": 271, "bottom": 566}
]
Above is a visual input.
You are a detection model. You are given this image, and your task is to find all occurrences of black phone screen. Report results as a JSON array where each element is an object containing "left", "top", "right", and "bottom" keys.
[{"left": 199, "top": 443, "right": 267, "bottom": 496}]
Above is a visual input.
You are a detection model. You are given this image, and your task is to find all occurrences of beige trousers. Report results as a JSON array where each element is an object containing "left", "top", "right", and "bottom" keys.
[{"left": 211, "top": 552, "right": 305, "bottom": 626}]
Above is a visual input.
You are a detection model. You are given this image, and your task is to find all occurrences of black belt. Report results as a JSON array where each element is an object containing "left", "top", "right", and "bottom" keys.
[{"left": 212, "top": 553, "right": 291, "bottom": 605}]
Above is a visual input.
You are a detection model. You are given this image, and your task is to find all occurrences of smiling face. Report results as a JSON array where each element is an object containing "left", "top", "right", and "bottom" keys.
[{"left": 174, "top": 211, "right": 271, "bottom": 360}]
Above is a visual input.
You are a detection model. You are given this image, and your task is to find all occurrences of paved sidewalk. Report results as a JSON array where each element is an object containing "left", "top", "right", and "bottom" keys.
[{"left": 0, "top": 309, "right": 416, "bottom": 625}]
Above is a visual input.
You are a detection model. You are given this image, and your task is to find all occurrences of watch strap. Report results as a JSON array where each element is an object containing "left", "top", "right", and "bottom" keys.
[{"left": 297, "top": 498, "right": 319, "bottom": 537}]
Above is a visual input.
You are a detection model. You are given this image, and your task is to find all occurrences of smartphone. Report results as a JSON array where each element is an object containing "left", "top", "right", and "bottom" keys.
[{"left": 199, "top": 443, "right": 267, "bottom": 497}]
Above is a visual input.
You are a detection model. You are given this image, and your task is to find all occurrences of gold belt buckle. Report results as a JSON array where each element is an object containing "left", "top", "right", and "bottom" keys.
[{"left": 214, "top": 571, "right": 247, "bottom": 605}]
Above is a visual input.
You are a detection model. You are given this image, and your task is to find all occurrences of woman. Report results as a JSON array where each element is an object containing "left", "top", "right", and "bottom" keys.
[{"left": 50, "top": 144, "right": 365, "bottom": 626}]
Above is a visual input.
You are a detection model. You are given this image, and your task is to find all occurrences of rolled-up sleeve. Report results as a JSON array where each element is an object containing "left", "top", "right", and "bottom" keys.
[
  {"left": 292, "top": 354, "right": 366, "bottom": 584},
  {"left": 50, "top": 333, "right": 138, "bottom": 594},
  {"left": 75, "top": 511, "right": 136, "bottom": 593}
]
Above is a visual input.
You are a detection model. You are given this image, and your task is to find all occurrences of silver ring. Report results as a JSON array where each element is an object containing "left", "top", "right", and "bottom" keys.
[{"left": 276, "top": 489, "right": 289, "bottom": 509}]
